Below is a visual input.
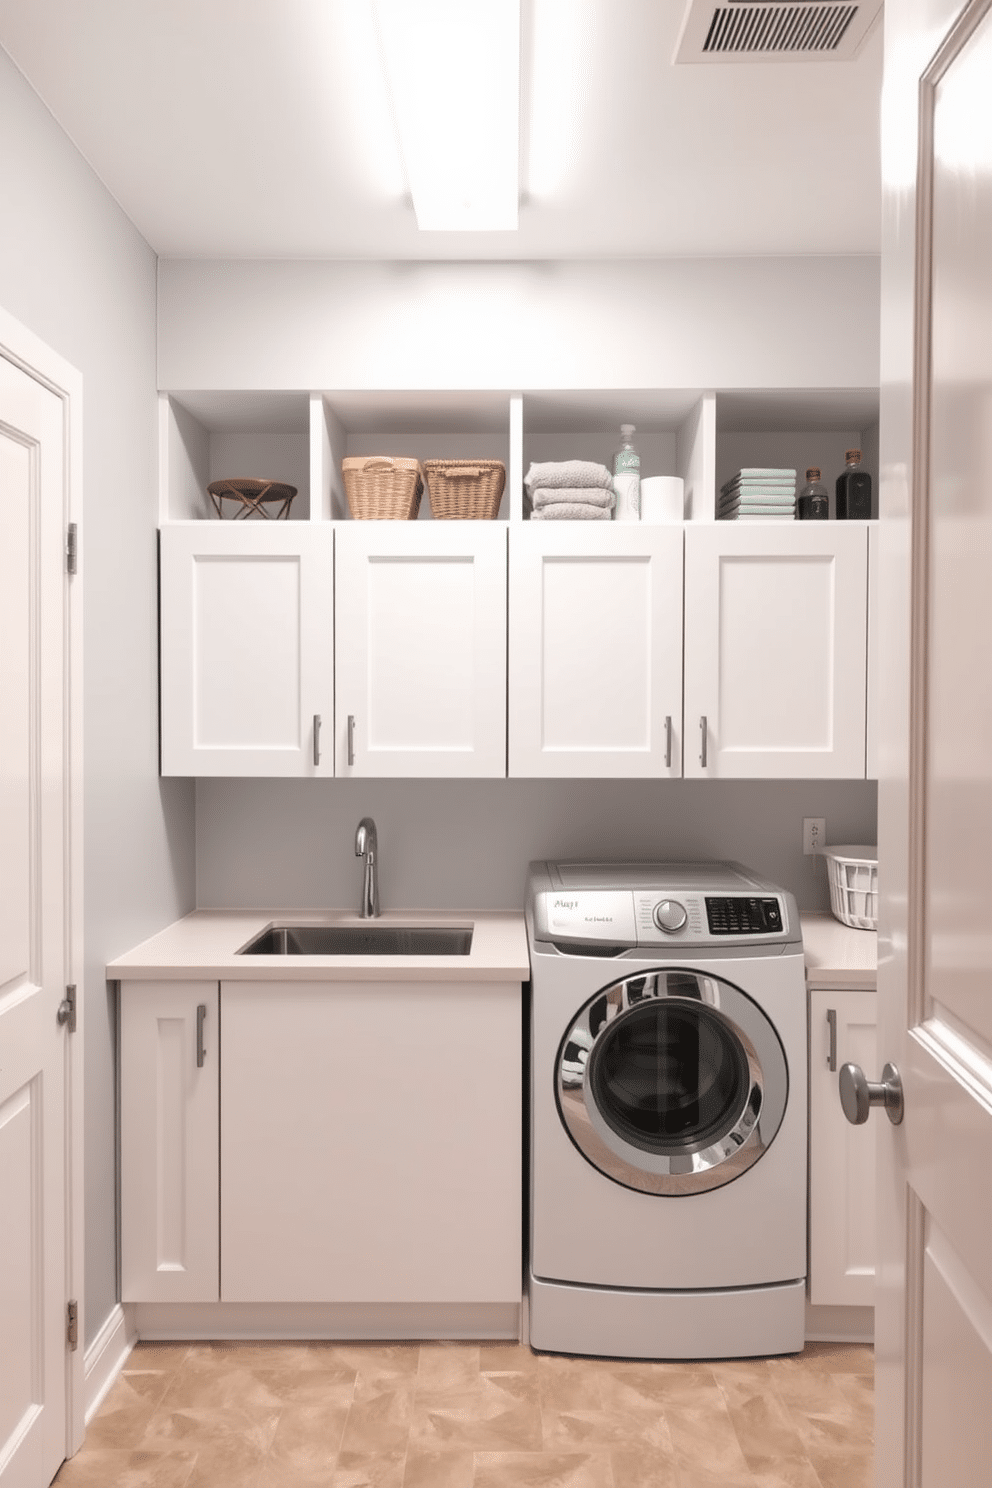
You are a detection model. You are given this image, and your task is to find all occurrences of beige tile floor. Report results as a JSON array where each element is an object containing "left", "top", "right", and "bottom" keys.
[{"left": 55, "top": 1338, "right": 873, "bottom": 1488}]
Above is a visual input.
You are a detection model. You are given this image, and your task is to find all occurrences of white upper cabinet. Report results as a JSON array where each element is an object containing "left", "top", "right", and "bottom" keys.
[
  {"left": 683, "top": 523, "right": 869, "bottom": 779},
  {"left": 157, "top": 388, "right": 880, "bottom": 780},
  {"left": 335, "top": 522, "right": 507, "bottom": 778},
  {"left": 509, "top": 524, "right": 683, "bottom": 778},
  {"left": 160, "top": 523, "right": 334, "bottom": 776}
]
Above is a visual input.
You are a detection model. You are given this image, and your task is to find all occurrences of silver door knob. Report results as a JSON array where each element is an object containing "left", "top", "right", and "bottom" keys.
[{"left": 839, "top": 1062, "right": 904, "bottom": 1126}]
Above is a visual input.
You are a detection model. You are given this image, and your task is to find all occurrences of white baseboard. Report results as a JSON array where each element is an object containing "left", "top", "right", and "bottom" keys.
[
  {"left": 804, "top": 1301, "right": 874, "bottom": 1344},
  {"left": 84, "top": 1304, "right": 137, "bottom": 1423},
  {"left": 131, "top": 1300, "right": 521, "bottom": 1342}
]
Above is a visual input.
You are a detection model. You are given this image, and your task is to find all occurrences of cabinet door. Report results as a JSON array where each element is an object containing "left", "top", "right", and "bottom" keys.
[
  {"left": 335, "top": 523, "right": 507, "bottom": 777},
  {"left": 220, "top": 980, "right": 522, "bottom": 1306},
  {"left": 160, "top": 523, "right": 334, "bottom": 776},
  {"left": 120, "top": 981, "right": 219, "bottom": 1303},
  {"left": 683, "top": 524, "right": 869, "bottom": 778},
  {"left": 508, "top": 524, "right": 683, "bottom": 777},
  {"left": 808, "top": 987, "right": 877, "bottom": 1308}
]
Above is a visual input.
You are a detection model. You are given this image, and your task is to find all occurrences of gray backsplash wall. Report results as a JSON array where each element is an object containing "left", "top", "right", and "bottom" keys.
[{"left": 196, "top": 778, "right": 877, "bottom": 914}]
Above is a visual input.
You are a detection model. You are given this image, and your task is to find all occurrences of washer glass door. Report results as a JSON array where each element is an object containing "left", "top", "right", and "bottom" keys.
[{"left": 557, "top": 968, "right": 788, "bottom": 1195}]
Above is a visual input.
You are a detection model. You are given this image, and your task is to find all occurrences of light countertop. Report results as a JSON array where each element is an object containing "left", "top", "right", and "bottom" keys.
[
  {"left": 109, "top": 906, "right": 875, "bottom": 989},
  {"left": 108, "top": 909, "right": 530, "bottom": 983},
  {"left": 800, "top": 911, "right": 877, "bottom": 989}
]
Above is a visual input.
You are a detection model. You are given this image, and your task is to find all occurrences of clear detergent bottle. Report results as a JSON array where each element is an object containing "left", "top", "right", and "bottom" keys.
[{"left": 613, "top": 424, "right": 640, "bottom": 523}]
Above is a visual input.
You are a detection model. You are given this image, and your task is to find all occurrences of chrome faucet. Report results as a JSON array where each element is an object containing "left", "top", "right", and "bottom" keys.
[{"left": 354, "top": 817, "right": 380, "bottom": 919}]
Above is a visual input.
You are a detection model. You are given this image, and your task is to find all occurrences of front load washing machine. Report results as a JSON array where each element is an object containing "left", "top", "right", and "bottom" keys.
[{"left": 527, "top": 860, "right": 807, "bottom": 1359}]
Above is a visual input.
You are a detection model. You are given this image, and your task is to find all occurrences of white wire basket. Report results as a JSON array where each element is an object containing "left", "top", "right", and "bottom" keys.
[{"left": 822, "top": 845, "right": 878, "bottom": 931}]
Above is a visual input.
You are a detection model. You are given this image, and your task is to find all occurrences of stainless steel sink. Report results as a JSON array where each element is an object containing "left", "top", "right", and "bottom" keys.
[{"left": 238, "top": 924, "right": 474, "bottom": 956}]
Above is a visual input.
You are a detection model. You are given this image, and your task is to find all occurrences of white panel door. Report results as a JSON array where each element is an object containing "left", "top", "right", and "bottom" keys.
[
  {"left": 220, "top": 980, "right": 521, "bottom": 1305},
  {"left": 683, "top": 523, "right": 868, "bottom": 778},
  {"left": 120, "top": 982, "right": 219, "bottom": 1303},
  {"left": 508, "top": 524, "right": 683, "bottom": 777},
  {"left": 808, "top": 988, "right": 877, "bottom": 1308},
  {"left": 160, "top": 523, "right": 334, "bottom": 776},
  {"left": 876, "top": 7, "right": 992, "bottom": 1485},
  {"left": 335, "top": 523, "right": 507, "bottom": 777},
  {"left": 0, "top": 356, "right": 69, "bottom": 1488}
]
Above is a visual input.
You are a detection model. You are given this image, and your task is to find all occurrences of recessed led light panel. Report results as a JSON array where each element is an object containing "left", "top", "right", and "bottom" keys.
[{"left": 373, "top": 0, "right": 520, "bottom": 231}]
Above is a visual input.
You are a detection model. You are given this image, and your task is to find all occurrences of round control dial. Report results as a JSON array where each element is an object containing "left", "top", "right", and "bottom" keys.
[{"left": 653, "top": 899, "right": 688, "bottom": 934}]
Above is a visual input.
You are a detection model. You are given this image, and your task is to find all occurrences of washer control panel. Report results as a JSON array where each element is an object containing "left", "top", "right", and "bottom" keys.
[
  {"left": 528, "top": 863, "right": 799, "bottom": 949},
  {"left": 705, "top": 896, "right": 783, "bottom": 936},
  {"left": 633, "top": 892, "right": 789, "bottom": 947}
]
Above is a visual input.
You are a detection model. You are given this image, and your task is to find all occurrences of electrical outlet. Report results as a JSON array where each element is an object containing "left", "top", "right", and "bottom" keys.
[{"left": 803, "top": 817, "right": 826, "bottom": 856}]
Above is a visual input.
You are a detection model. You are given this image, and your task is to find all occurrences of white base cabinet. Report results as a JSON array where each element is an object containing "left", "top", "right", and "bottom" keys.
[
  {"left": 508, "top": 524, "right": 683, "bottom": 777},
  {"left": 159, "top": 523, "right": 334, "bottom": 777},
  {"left": 683, "top": 523, "right": 869, "bottom": 779},
  {"left": 120, "top": 982, "right": 219, "bottom": 1303},
  {"left": 220, "top": 979, "right": 522, "bottom": 1305},
  {"left": 808, "top": 986, "right": 878, "bottom": 1308}
]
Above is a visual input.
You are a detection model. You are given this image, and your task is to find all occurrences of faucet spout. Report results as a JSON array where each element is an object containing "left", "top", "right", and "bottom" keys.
[{"left": 354, "top": 816, "right": 380, "bottom": 918}]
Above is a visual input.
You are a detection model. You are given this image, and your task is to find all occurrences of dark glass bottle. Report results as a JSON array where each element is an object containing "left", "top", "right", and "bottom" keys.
[
  {"left": 836, "top": 449, "right": 873, "bottom": 519},
  {"left": 797, "top": 467, "right": 829, "bottom": 521}
]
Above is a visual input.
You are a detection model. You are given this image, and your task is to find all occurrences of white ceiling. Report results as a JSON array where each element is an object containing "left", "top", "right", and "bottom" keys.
[{"left": 0, "top": 0, "right": 883, "bottom": 261}]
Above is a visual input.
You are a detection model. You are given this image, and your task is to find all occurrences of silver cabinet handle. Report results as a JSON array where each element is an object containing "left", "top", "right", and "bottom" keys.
[
  {"left": 313, "top": 713, "right": 322, "bottom": 767},
  {"left": 665, "top": 715, "right": 673, "bottom": 770},
  {"left": 196, "top": 1003, "right": 207, "bottom": 1069},
  {"left": 347, "top": 714, "right": 355, "bottom": 767},
  {"left": 839, "top": 1062, "right": 904, "bottom": 1126},
  {"left": 700, "top": 715, "right": 708, "bottom": 768},
  {"left": 826, "top": 1008, "right": 838, "bottom": 1072}
]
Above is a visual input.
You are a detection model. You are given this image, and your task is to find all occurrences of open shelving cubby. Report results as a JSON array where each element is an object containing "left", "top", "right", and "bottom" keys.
[
  {"left": 714, "top": 388, "right": 881, "bottom": 521},
  {"left": 312, "top": 391, "right": 516, "bottom": 521},
  {"left": 160, "top": 391, "right": 312, "bottom": 523}
]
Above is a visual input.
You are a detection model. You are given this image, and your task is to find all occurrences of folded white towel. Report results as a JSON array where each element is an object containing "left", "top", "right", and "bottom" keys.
[
  {"left": 525, "top": 460, "right": 614, "bottom": 493},
  {"left": 529, "top": 503, "right": 612, "bottom": 521},
  {"left": 532, "top": 486, "right": 615, "bottom": 510}
]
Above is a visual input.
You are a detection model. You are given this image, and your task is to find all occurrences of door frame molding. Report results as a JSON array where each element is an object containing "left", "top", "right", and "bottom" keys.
[{"left": 0, "top": 302, "right": 85, "bottom": 1458}]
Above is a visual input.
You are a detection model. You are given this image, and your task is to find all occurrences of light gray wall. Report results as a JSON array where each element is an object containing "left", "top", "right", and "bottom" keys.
[
  {"left": 158, "top": 255, "right": 880, "bottom": 392},
  {"left": 0, "top": 48, "right": 196, "bottom": 1348},
  {"left": 196, "top": 778, "right": 877, "bottom": 917}
]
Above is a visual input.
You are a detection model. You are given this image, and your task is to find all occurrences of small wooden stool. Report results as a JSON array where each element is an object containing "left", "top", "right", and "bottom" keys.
[{"left": 207, "top": 478, "right": 297, "bottom": 519}]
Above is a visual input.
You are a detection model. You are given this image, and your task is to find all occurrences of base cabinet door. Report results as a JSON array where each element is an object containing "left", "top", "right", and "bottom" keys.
[
  {"left": 808, "top": 986, "right": 877, "bottom": 1307},
  {"left": 220, "top": 980, "right": 522, "bottom": 1305},
  {"left": 508, "top": 524, "right": 683, "bottom": 777},
  {"left": 160, "top": 523, "right": 334, "bottom": 777},
  {"left": 120, "top": 981, "right": 219, "bottom": 1302},
  {"left": 683, "top": 524, "right": 869, "bottom": 778},
  {"left": 335, "top": 523, "right": 507, "bottom": 777}
]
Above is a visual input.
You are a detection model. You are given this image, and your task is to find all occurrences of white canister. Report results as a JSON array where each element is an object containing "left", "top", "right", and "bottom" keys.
[{"left": 640, "top": 475, "right": 684, "bottom": 523}]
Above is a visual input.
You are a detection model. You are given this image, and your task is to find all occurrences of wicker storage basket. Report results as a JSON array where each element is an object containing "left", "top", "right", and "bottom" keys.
[
  {"left": 823, "top": 845, "right": 878, "bottom": 930},
  {"left": 423, "top": 459, "right": 506, "bottom": 519},
  {"left": 342, "top": 456, "right": 423, "bottom": 520}
]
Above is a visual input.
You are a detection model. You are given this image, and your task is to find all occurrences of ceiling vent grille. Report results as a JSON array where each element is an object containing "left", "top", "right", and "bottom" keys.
[{"left": 674, "top": 0, "right": 882, "bottom": 62}]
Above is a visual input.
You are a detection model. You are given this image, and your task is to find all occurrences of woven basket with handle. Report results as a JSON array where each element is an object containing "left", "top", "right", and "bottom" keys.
[
  {"left": 342, "top": 456, "right": 423, "bottom": 519},
  {"left": 423, "top": 459, "right": 506, "bottom": 519}
]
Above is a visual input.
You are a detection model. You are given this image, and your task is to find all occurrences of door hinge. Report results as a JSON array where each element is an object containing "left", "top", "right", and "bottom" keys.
[
  {"left": 66, "top": 522, "right": 78, "bottom": 575},
  {"left": 67, "top": 1300, "right": 78, "bottom": 1352},
  {"left": 57, "top": 984, "right": 77, "bottom": 1034}
]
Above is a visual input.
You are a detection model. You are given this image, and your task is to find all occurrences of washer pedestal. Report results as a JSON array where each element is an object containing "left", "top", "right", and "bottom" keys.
[{"left": 529, "top": 1274, "right": 806, "bottom": 1360}]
